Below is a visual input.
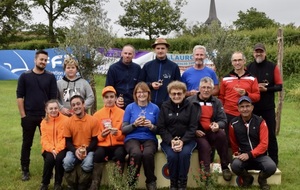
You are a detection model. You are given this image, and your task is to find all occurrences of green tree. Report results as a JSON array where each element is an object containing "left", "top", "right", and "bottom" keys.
[
  {"left": 30, "top": 0, "right": 94, "bottom": 43},
  {"left": 117, "top": 0, "right": 187, "bottom": 41},
  {"left": 0, "top": 0, "right": 31, "bottom": 48},
  {"left": 60, "top": 0, "right": 114, "bottom": 113},
  {"left": 200, "top": 22, "right": 251, "bottom": 77},
  {"left": 233, "top": 7, "right": 279, "bottom": 30}
]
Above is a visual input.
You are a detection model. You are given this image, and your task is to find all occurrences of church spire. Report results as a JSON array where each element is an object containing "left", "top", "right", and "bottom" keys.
[{"left": 204, "top": 0, "right": 221, "bottom": 25}]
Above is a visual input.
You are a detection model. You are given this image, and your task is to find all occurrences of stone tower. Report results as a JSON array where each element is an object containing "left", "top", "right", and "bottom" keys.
[{"left": 204, "top": 0, "right": 221, "bottom": 25}]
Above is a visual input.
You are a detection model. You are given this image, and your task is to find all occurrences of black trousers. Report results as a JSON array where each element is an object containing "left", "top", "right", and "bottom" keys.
[
  {"left": 93, "top": 145, "right": 127, "bottom": 163},
  {"left": 41, "top": 149, "right": 67, "bottom": 185},
  {"left": 125, "top": 139, "right": 157, "bottom": 184},
  {"left": 20, "top": 115, "right": 42, "bottom": 170}
]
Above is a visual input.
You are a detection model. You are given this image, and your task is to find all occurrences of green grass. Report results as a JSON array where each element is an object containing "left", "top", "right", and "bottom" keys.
[{"left": 0, "top": 75, "right": 299, "bottom": 189}]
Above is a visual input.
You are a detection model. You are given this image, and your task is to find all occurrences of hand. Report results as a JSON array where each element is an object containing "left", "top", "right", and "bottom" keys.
[
  {"left": 134, "top": 116, "right": 146, "bottom": 127},
  {"left": 234, "top": 87, "right": 246, "bottom": 96},
  {"left": 152, "top": 82, "right": 162, "bottom": 90},
  {"left": 61, "top": 107, "right": 73, "bottom": 116},
  {"left": 143, "top": 119, "right": 153, "bottom": 129},
  {"left": 258, "top": 83, "right": 268, "bottom": 92},
  {"left": 196, "top": 130, "right": 205, "bottom": 137},
  {"left": 75, "top": 147, "right": 86, "bottom": 160},
  {"left": 210, "top": 122, "right": 219, "bottom": 132},
  {"left": 101, "top": 128, "right": 111, "bottom": 137},
  {"left": 236, "top": 153, "right": 249, "bottom": 161},
  {"left": 110, "top": 128, "right": 118, "bottom": 135},
  {"left": 52, "top": 149, "right": 57, "bottom": 159},
  {"left": 171, "top": 139, "right": 183, "bottom": 152},
  {"left": 116, "top": 97, "right": 124, "bottom": 108}
]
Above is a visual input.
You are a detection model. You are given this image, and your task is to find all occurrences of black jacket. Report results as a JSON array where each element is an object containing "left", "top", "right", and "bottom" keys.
[{"left": 157, "top": 98, "right": 197, "bottom": 145}]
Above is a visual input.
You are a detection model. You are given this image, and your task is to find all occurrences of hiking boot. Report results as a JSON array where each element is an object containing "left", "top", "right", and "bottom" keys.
[
  {"left": 222, "top": 169, "right": 232, "bottom": 181},
  {"left": 146, "top": 181, "right": 157, "bottom": 190},
  {"left": 258, "top": 173, "right": 270, "bottom": 190},
  {"left": 241, "top": 174, "right": 254, "bottom": 187},
  {"left": 39, "top": 184, "right": 48, "bottom": 190},
  {"left": 21, "top": 170, "right": 30, "bottom": 181},
  {"left": 54, "top": 184, "right": 62, "bottom": 190}
]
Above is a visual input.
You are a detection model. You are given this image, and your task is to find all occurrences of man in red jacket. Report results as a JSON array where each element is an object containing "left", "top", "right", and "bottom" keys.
[{"left": 229, "top": 96, "right": 276, "bottom": 190}]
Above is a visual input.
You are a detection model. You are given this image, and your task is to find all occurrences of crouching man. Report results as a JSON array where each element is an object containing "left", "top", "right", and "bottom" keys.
[
  {"left": 63, "top": 95, "right": 99, "bottom": 189},
  {"left": 229, "top": 96, "right": 276, "bottom": 190}
]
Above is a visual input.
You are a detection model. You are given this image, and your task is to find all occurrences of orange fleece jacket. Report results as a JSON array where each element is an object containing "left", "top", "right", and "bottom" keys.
[
  {"left": 93, "top": 105, "right": 125, "bottom": 147},
  {"left": 41, "top": 113, "right": 68, "bottom": 153}
]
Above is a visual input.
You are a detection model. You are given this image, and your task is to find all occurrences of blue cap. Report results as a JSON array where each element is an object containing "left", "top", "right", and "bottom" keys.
[{"left": 238, "top": 96, "right": 252, "bottom": 105}]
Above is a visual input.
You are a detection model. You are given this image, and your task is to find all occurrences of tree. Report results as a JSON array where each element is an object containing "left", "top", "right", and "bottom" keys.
[
  {"left": 30, "top": 0, "right": 94, "bottom": 43},
  {"left": 0, "top": 0, "right": 31, "bottom": 48},
  {"left": 233, "top": 7, "right": 279, "bottom": 30},
  {"left": 60, "top": 0, "right": 114, "bottom": 113},
  {"left": 117, "top": 0, "right": 187, "bottom": 41}
]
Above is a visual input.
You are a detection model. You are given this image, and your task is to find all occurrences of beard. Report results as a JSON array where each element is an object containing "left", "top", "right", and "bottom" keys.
[{"left": 255, "top": 57, "right": 264, "bottom": 63}]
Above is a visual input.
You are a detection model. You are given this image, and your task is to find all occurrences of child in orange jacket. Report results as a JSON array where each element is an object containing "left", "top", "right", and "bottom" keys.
[{"left": 40, "top": 99, "right": 68, "bottom": 190}]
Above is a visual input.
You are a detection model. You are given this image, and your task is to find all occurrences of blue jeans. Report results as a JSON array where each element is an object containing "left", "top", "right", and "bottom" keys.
[
  {"left": 63, "top": 151, "right": 94, "bottom": 172},
  {"left": 231, "top": 155, "right": 277, "bottom": 178},
  {"left": 161, "top": 140, "right": 197, "bottom": 181}
]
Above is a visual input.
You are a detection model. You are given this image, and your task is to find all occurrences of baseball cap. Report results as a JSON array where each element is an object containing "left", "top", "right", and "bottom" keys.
[
  {"left": 151, "top": 38, "right": 170, "bottom": 48},
  {"left": 238, "top": 96, "right": 252, "bottom": 105},
  {"left": 102, "top": 86, "right": 116, "bottom": 96},
  {"left": 253, "top": 43, "right": 266, "bottom": 51}
]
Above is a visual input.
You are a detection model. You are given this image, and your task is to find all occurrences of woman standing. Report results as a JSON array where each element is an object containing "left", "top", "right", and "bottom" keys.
[
  {"left": 122, "top": 82, "right": 160, "bottom": 190},
  {"left": 39, "top": 99, "right": 68, "bottom": 190},
  {"left": 157, "top": 81, "right": 198, "bottom": 190}
]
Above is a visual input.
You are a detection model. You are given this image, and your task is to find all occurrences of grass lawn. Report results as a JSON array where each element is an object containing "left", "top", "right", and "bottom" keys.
[{"left": 0, "top": 75, "right": 299, "bottom": 189}]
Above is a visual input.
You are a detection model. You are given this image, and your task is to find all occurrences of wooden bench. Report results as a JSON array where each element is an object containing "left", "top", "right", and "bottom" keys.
[{"left": 101, "top": 146, "right": 281, "bottom": 188}]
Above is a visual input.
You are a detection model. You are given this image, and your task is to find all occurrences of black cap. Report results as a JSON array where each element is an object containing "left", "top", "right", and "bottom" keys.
[{"left": 254, "top": 43, "right": 266, "bottom": 51}]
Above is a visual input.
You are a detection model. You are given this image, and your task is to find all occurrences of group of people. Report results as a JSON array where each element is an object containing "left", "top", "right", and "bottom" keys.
[{"left": 16, "top": 39, "right": 282, "bottom": 190}]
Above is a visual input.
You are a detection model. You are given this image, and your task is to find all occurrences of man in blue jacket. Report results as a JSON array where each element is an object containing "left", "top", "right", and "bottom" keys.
[{"left": 139, "top": 38, "right": 181, "bottom": 108}]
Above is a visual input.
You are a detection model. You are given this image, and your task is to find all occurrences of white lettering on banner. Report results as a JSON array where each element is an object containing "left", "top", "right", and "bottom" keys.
[{"left": 51, "top": 55, "right": 65, "bottom": 69}]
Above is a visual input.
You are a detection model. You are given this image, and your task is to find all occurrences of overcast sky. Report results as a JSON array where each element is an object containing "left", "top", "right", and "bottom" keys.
[{"left": 33, "top": 0, "right": 299, "bottom": 38}]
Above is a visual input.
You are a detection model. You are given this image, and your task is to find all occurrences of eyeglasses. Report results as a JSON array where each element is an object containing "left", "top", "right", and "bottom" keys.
[
  {"left": 136, "top": 91, "right": 147, "bottom": 94},
  {"left": 170, "top": 92, "right": 183, "bottom": 96}
]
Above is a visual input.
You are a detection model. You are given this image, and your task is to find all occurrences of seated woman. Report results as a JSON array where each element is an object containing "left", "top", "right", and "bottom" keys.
[
  {"left": 40, "top": 99, "right": 68, "bottom": 190},
  {"left": 90, "top": 86, "right": 126, "bottom": 190},
  {"left": 157, "top": 81, "right": 198, "bottom": 190},
  {"left": 122, "top": 82, "right": 160, "bottom": 190}
]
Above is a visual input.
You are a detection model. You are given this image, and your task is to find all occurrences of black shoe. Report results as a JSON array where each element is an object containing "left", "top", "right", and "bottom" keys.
[
  {"left": 54, "top": 184, "right": 62, "bottom": 190},
  {"left": 222, "top": 169, "right": 232, "bottom": 181},
  {"left": 21, "top": 171, "right": 30, "bottom": 181},
  {"left": 39, "top": 184, "right": 49, "bottom": 190},
  {"left": 241, "top": 174, "right": 254, "bottom": 187}
]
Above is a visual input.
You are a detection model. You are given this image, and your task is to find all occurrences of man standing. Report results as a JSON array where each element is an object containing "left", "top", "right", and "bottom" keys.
[
  {"left": 63, "top": 95, "right": 99, "bottom": 189},
  {"left": 105, "top": 45, "right": 141, "bottom": 109},
  {"left": 219, "top": 51, "right": 260, "bottom": 130},
  {"left": 182, "top": 45, "right": 219, "bottom": 97},
  {"left": 139, "top": 38, "right": 181, "bottom": 108},
  {"left": 16, "top": 50, "right": 57, "bottom": 181},
  {"left": 229, "top": 96, "right": 277, "bottom": 190},
  {"left": 247, "top": 43, "right": 283, "bottom": 166}
]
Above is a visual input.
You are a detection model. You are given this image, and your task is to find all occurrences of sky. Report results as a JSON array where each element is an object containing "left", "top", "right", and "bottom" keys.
[{"left": 32, "top": 0, "right": 300, "bottom": 38}]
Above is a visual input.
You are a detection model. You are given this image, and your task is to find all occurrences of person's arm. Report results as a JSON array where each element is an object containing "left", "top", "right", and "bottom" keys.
[
  {"left": 49, "top": 75, "right": 58, "bottom": 99},
  {"left": 40, "top": 121, "right": 55, "bottom": 152},
  {"left": 215, "top": 99, "right": 227, "bottom": 129},
  {"left": 86, "top": 136, "right": 97, "bottom": 153},
  {"left": 218, "top": 78, "right": 225, "bottom": 105},
  {"left": 250, "top": 120, "right": 269, "bottom": 158},
  {"left": 212, "top": 72, "right": 219, "bottom": 96},
  {"left": 229, "top": 124, "right": 239, "bottom": 154},
  {"left": 65, "top": 137, "right": 76, "bottom": 153},
  {"left": 267, "top": 65, "right": 283, "bottom": 92},
  {"left": 83, "top": 80, "right": 95, "bottom": 109},
  {"left": 17, "top": 98, "right": 26, "bottom": 118},
  {"left": 157, "top": 106, "right": 173, "bottom": 145},
  {"left": 122, "top": 121, "right": 136, "bottom": 134}
]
